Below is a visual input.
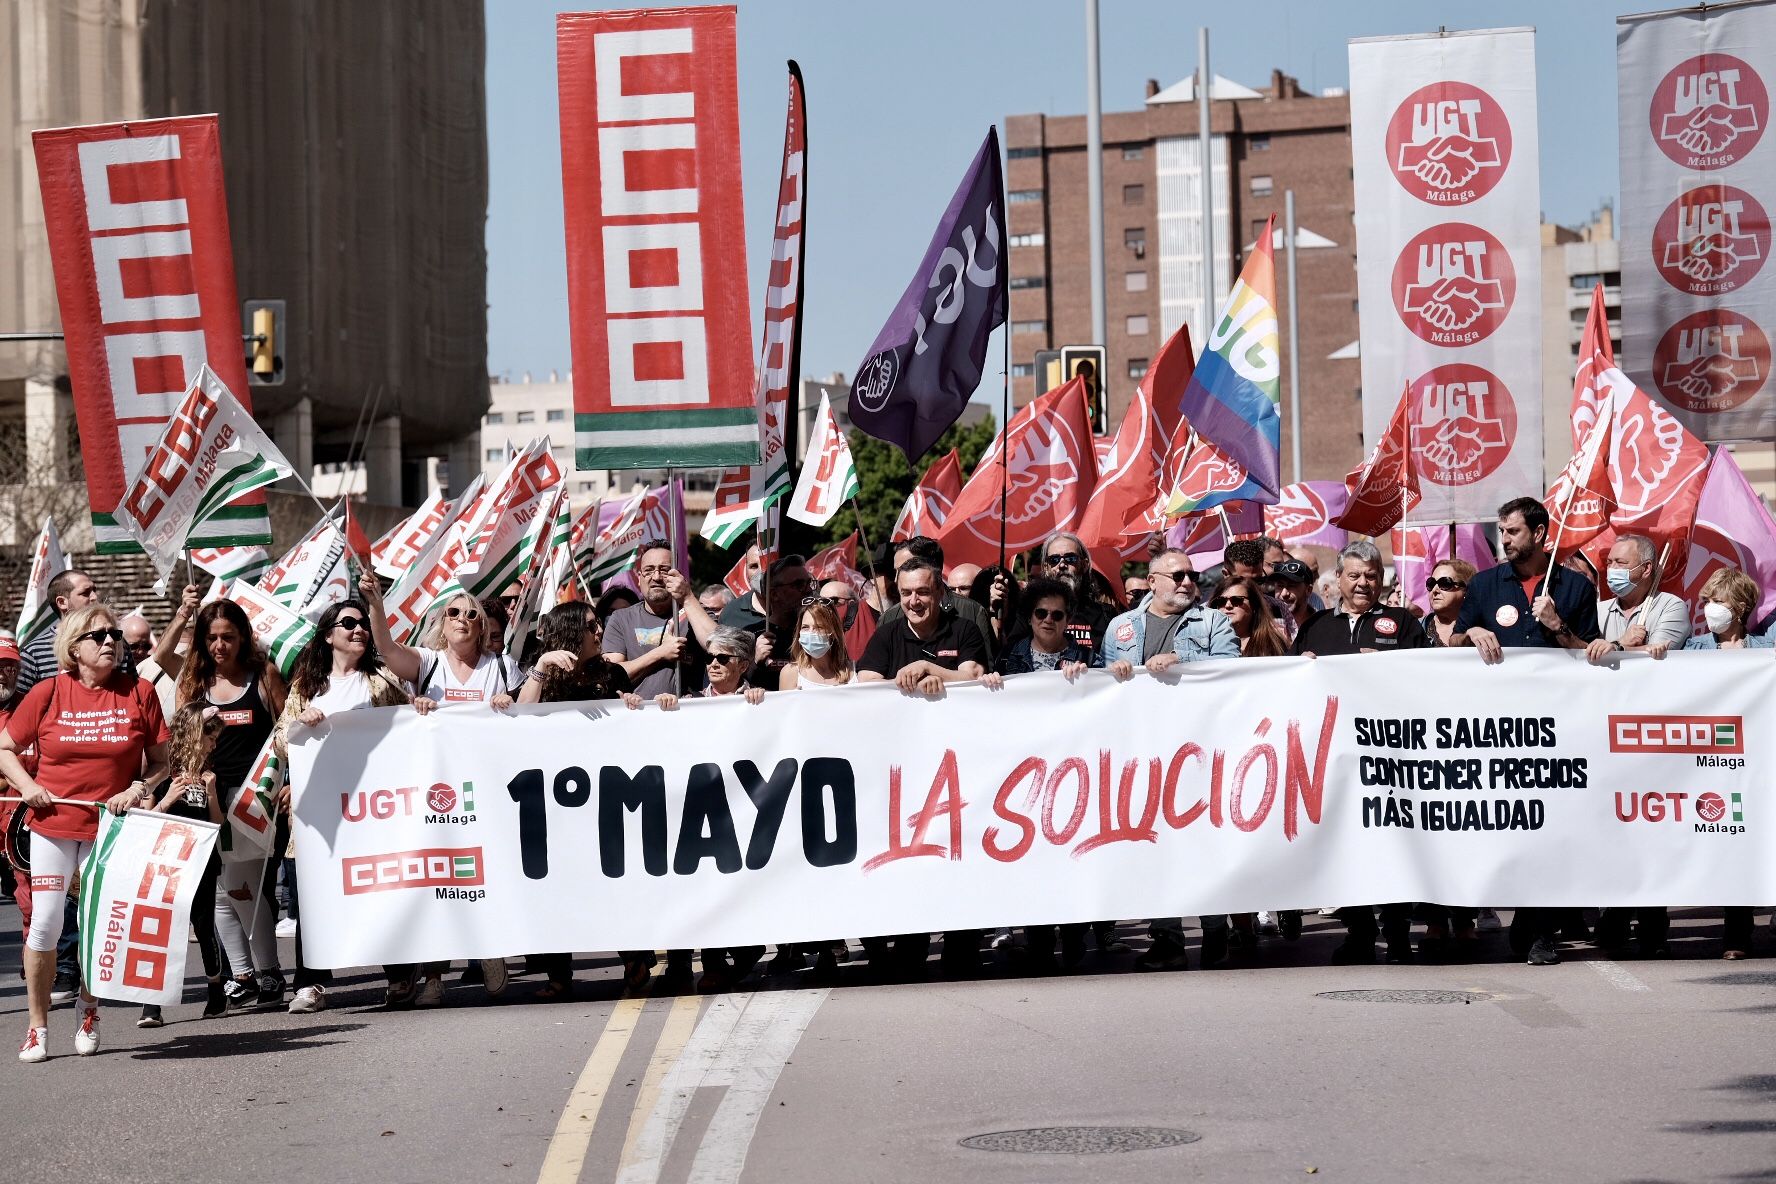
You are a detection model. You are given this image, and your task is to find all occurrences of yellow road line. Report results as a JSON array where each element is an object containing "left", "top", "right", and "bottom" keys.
[
  {"left": 536, "top": 996, "right": 647, "bottom": 1184},
  {"left": 618, "top": 993, "right": 701, "bottom": 1170}
]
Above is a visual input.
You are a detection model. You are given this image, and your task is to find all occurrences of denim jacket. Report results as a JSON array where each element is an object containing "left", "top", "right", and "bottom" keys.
[
  {"left": 1683, "top": 630, "right": 1775, "bottom": 650},
  {"left": 997, "top": 635, "right": 1105, "bottom": 675},
  {"left": 1102, "top": 598, "right": 1240, "bottom": 665}
]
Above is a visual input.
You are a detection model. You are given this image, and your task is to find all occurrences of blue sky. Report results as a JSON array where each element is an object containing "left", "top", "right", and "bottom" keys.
[{"left": 486, "top": 0, "right": 1649, "bottom": 388}]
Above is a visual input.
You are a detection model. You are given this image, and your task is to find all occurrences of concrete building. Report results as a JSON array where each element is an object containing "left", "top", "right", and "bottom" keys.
[
  {"left": 1005, "top": 70, "right": 1362, "bottom": 484},
  {"left": 0, "top": 0, "right": 489, "bottom": 548}
]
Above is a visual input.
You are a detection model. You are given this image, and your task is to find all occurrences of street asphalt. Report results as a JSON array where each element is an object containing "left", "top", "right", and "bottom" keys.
[{"left": 1, "top": 904, "right": 1772, "bottom": 1184}]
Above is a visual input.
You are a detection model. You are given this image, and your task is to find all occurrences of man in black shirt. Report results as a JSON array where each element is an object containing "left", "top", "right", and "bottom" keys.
[
  {"left": 857, "top": 557, "right": 989, "bottom": 690},
  {"left": 856, "top": 557, "right": 989, "bottom": 979},
  {"left": 717, "top": 553, "right": 812, "bottom": 690},
  {"left": 875, "top": 535, "right": 997, "bottom": 662},
  {"left": 1035, "top": 531, "right": 1114, "bottom": 659},
  {"left": 1292, "top": 540, "right": 1426, "bottom": 964}
]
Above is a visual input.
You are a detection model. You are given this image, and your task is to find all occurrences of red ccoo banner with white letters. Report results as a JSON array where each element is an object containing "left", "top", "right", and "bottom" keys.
[
  {"left": 1349, "top": 28, "right": 1543, "bottom": 523},
  {"left": 557, "top": 6, "right": 757, "bottom": 470},
  {"left": 1619, "top": 2, "right": 1776, "bottom": 443},
  {"left": 33, "top": 116, "right": 273, "bottom": 553}
]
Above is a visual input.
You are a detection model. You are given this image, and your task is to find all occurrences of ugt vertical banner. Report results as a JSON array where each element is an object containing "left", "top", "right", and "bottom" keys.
[
  {"left": 558, "top": 6, "right": 758, "bottom": 469},
  {"left": 1619, "top": 2, "right": 1776, "bottom": 443},
  {"left": 1349, "top": 29, "right": 1544, "bottom": 524},
  {"left": 32, "top": 117, "right": 273, "bottom": 553}
]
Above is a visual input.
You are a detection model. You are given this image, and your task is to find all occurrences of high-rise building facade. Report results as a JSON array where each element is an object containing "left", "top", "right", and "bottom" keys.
[{"left": 1005, "top": 70, "right": 1363, "bottom": 484}]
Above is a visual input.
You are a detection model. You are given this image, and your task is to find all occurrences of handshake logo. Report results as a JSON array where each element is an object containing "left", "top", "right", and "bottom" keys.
[
  {"left": 1386, "top": 82, "right": 1513, "bottom": 205},
  {"left": 1651, "top": 56, "right": 1767, "bottom": 169},
  {"left": 1656, "top": 186, "right": 1769, "bottom": 296},
  {"left": 1391, "top": 225, "right": 1515, "bottom": 347},
  {"left": 1654, "top": 311, "right": 1769, "bottom": 415}
]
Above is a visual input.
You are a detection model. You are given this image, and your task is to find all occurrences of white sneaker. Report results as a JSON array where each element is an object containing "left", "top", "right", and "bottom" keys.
[
  {"left": 414, "top": 976, "right": 445, "bottom": 1008},
  {"left": 1256, "top": 910, "right": 1280, "bottom": 936},
  {"left": 275, "top": 917, "right": 298, "bottom": 938},
  {"left": 480, "top": 958, "right": 509, "bottom": 998},
  {"left": 18, "top": 1026, "right": 47, "bottom": 1064},
  {"left": 73, "top": 1007, "right": 99, "bottom": 1056},
  {"left": 287, "top": 985, "right": 326, "bottom": 1014}
]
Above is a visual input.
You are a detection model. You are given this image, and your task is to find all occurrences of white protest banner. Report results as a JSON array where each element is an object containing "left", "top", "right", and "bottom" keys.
[
  {"left": 290, "top": 651, "right": 1776, "bottom": 967},
  {"left": 1619, "top": 3, "right": 1776, "bottom": 442},
  {"left": 15, "top": 517, "right": 65, "bottom": 646},
  {"left": 78, "top": 809, "right": 220, "bottom": 1005},
  {"left": 116, "top": 364, "right": 295, "bottom": 580},
  {"left": 1349, "top": 28, "right": 1543, "bottom": 520}
]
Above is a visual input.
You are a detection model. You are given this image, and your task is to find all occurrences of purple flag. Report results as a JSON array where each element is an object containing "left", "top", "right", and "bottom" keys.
[
  {"left": 850, "top": 128, "right": 1006, "bottom": 459},
  {"left": 1680, "top": 448, "right": 1776, "bottom": 632},
  {"left": 1262, "top": 481, "right": 1350, "bottom": 550}
]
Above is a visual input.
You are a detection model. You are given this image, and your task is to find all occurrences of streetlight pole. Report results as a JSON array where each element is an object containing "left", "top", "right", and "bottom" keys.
[
  {"left": 1085, "top": 0, "right": 1107, "bottom": 350},
  {"left": 1197, "top": 28, "right": 1215, "bottom": 346},
  {"left": 1285, "top": 188, "right": 1302, "bottom": 485}
]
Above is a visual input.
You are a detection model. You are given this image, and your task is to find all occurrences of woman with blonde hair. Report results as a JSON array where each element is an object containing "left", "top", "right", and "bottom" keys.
[
  {"left": 779, "top": 599, "right": 856, "bottom": 688},
  {"left": 360, "top": 577, "right": 519, "bottom": 709},
  {"left": 0, "top": 603, "right": 170, "bottom": 1063}
]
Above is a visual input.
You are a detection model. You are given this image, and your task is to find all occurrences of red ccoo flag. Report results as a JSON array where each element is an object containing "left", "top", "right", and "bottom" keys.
[
  {"left": 892, "top": 449, "right": 963, "bottom": 542},
  {"left": 1335, "top": 383, "right": 1421, "bottom": 537},
  {"left": 938, "top": 378, "right": 1098, "bottom": 569}
]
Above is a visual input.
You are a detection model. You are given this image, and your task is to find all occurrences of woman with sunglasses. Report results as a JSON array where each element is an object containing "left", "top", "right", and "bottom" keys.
[
  {"left": 174, "top": 599, "right": 290, "bottom": 1010},
  {"left": 0, "top": 604, "right": 170, "bottom": 1062},
  {"left": 1420, "top": 560, "right": 1475, "bottom": 647},
  {"left": 516, "top": 602, "right": 647, "bottom": 997},
  {"left": 359, "top": 577, "right": 520, "bottom": 711},
  {"left": 991, "top": 578, "right": 1101, "bottom": 678},
  {"left": 1210, "top": 578, "right": 1290, "bottom": 658},
  {"left": 282, "top": 598, "right": 436, "bottom": 1012},
  {"left": 780, "top": 598, "right": 857, "bottom": 688}
]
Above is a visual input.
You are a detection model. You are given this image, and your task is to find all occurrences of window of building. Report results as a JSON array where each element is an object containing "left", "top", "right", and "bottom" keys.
[
  {"left": 1009, "top": 189, "right": 1043, "bottom": 203},
  {"left": 1009, "top": 231, "right": 1046, "bottom": 248},
  {"left": 1007, "top": 146, "right": 1041, "bottom": 159},
  {"left": 1122, "top": 183, "right": 1145, "bottom": 204},
  {"left": 485, "top": 448, "right": 504, "bottom": 462},
  {"left": 485, "top": 412, "right": 504, "bottom": 425},
  {"left": 1250, "top": 134, "right": 1270, "bottom": 152},
  {"left": 1011, "top": 363, "right": 1034, "bottom": 378},
  {"left": 553, "top": 446, "right": 569, "bottom": 460},
  {"left": 1011, "top": 319, "right": 1047, "bottom": 335},
  {"left": 516, "top": 409, "right": 535, "bottom": 424},
  {"left": 1125, "top": 270, "right": 1148, "bottom": 292},
  {"left": 1009, "top": 276, "right": 1045, "bottom": 289},
  {"left": 1121, "top": 145, "right": 1144, "bottom": 161},
  {"left": 546, "top": 408, "right": 566, "bottom": 422},
  {"left": 1250, "top": 174, "right": 1274, "bottom": 196},
  {"left": 1126, "top": 315, "right": 1150, "bottom": 336},
  {"left": 1124, "top": 227, "right": 1146, "bottom": 256},
  {"left": 1128, "top": 357, "right": 1149, "bottom": 380}
]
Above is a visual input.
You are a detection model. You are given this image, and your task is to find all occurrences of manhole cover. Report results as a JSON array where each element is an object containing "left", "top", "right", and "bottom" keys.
[
  {"left": 959, "top": 1126, "right": 1200, "bottom": 1155},
  {"left": 1316, "top": 989, "right": 1489, "bottom": 1004}
]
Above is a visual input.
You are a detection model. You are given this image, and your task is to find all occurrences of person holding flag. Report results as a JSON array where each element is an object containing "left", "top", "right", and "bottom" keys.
[{"left": 0, "top": 602, "right": 170, "bottom": 1063}]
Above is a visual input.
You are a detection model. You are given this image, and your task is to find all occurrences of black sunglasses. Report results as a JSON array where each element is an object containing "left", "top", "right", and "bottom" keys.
[
  {"left": 77, "top": 627, "right": 124, "bottom": 646},
  {"left": 1030, "top": 607, "right": 1069, "bottom": 622},
  {"left": 1210, "top": 595, "right": 1249, "bottom": 609},
  {"left": 1044, "top": 552, "right": 1083, "bottom": 568},
  {"left": 1151, "top": 569, "right": 1199, "bottom": 584},
  {"left": 708, "top": 652, "right": 745, "bottom": 666},
  {"left": 1425, "top": 577, "right": 1467, "bottom": 593},
  {"left": 332, "top": 616, "right": 367, "bottom": 633}
]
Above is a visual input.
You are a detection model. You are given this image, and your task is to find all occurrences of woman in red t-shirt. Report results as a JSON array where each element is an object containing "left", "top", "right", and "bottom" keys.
[{"left": 0, "top": 603, "right": 170, "bottom": 1064}]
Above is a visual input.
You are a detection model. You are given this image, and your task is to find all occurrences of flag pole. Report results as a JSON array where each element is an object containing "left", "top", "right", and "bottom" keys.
[{"left": 851, "top": 499, "right": 879, "bottom": 585}]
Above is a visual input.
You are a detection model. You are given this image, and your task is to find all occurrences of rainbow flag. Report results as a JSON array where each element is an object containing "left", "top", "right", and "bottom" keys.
[{"left": 1176, "top": 217, "right": 1282, "bottom": 504}]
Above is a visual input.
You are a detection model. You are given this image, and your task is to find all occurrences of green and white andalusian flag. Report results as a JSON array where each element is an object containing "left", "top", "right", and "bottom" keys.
[
  {"left": 786, "top": 390, "right": 859, "bottom": 527},
  {"left": 14, "top": 517, "right": 65, "bottom": 647}
]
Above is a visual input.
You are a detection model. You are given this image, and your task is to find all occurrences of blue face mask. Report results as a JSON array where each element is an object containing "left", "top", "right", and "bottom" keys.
[
  {"left": 1606, "top": 567, "right": 1637, "bottom": 597},
  {"left": 798, "top": 630, "right": 833, "bottom": 658}
]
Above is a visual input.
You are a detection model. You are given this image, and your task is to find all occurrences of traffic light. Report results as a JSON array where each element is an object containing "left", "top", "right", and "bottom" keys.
[
  {"left": 1061, "top": 344, "right": 1108, "bottom": 435},
  {"left": 1032, "top": 348, "right": 1062, "bottom": 394},
  {"left": 244, "top": 299, "right": 285, "bottom": 385}
]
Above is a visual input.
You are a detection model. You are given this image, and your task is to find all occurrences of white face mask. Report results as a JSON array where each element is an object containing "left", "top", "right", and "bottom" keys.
[{"left": 1703, "top": 601, "right": 1736, "bottom": 635}]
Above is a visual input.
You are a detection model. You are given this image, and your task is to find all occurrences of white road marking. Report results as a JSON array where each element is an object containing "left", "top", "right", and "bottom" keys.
[
  {"left": 616, "top": 988, "right": 829, "bottom": 1184},
  {"left": 1586, "top": 959, "right": 1652, "bottom": 992}
]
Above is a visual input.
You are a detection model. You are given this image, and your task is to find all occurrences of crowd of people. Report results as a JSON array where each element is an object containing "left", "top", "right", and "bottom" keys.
[{"left": 1, "top": 493, "right": 1771, "bottom": 1063}]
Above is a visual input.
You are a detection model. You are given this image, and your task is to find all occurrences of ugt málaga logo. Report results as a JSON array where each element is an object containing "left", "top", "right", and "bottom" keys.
[
  {"left": 1390, "top": 223, "right": 1515, "bottom": 346},
  {"left": 1650, "top": 54, "right": 1768, "bottom": 169},
  {"left": 1408, "top": 364, "right": 1516, "bottom": 487},
  {"left": 1654, "top": 184, "right": 1770, "bottom": 297},
  {"left": 1385, "top": 81, "right": 1513, "bottom": 204},
  {"left": 1653, "top": 309, "right": 1770, "bottom": 415},
  {"left": 1263, "top": 482, "right": 1332, "bottom": 542}
]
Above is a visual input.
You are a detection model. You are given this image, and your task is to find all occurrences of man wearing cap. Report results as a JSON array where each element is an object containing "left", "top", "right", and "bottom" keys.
[{"left": 1261, "top": 558, "right": 1316, "bottom": 643}]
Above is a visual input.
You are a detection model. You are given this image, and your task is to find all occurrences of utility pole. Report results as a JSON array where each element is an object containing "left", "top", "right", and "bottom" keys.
[
  {"left": 1085, "top": 0, "right": 1107, "bottom": 350},
  {"left": 1285, "top": 188, "right": 1302, "bottom": 485},
  {"left": 1197, "top": 28, "right": 1216, "bottom": 346}
]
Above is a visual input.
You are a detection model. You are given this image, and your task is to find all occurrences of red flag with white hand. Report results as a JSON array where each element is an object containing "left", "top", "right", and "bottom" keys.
[
  {"left": 787, "top": 391, "right": 860, "bottom": 527},
  {"left": 1334, "top": 383, "right": 1421, "bottom": 537},
  {"left": 892, "top": 450, "right": 963, "bottom": 542},
  {"left": 938, "top": 378, "right": 1098, "bottom": 569},
  {"left": 1264, "top": 483, "right": 1350, "bottom": 550}
]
